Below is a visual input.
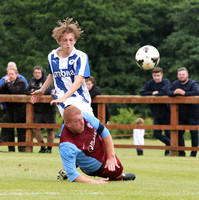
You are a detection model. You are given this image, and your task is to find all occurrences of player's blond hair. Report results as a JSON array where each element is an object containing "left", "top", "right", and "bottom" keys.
[{"left": 52, "top": 17, "right": 84, "bottom": 43}]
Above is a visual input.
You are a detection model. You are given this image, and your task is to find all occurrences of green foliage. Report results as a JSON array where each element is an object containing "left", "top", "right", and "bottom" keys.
[
  {"left": 109, "top": 107, "right": 192, "bottom": 139},
  {"left": 160, "top": 0, "right": 199, "bottom": 82},
  {"left": 110, "top": 107, "right": 153, "bottom": 137},
  {"left": 0, "top": 0, "right": 198, "bottom": 100}
]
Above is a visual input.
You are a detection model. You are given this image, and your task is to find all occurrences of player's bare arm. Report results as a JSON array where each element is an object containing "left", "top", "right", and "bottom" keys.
[
  {"left": 50, "top": 75, "right": 84, "bottom": 105},
  {"left": 74, "top": 174, "right": 109, "bottom": 184},
  {"left": 103, "top": 135, "right": 120, "bottom": 171},
  {"left": 30, "top": 74, "right": 54, "bottom": 104}
]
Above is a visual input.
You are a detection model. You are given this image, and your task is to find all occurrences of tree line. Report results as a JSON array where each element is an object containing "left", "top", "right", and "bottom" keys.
[{"left": 0, "top": 0, "right": 199, "bottom": 104}]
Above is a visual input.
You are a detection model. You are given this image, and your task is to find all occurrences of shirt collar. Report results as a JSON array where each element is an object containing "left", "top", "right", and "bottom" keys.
[{"left": 54, "top": 47, "right": 76, "bottom": 58}]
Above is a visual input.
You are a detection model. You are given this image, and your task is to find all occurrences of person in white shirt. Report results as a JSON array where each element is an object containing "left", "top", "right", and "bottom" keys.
[
  {"left": 30, "top": 17, "right": 93, "bottom": 117},
  {"left": 133, "top": 118, "right": 145, "bottom": 156}
]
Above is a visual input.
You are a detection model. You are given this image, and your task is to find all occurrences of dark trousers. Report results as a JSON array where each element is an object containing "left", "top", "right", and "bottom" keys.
[
  {"left": 1, "top": 108, "right": 26, "bottom": 152},
  {"left": 179, "top": 118, "right": 199, "bottom": 156},
  {"left": 136, "top": 149, "right": 143, "bottom": 156},
  {"left": 153, "top": 118, "right": 170, "bottom": 146}
]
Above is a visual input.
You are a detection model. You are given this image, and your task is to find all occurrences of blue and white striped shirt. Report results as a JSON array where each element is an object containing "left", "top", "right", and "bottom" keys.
[{"left": 48, "top": 47, "right": 91, "bottom": 104}]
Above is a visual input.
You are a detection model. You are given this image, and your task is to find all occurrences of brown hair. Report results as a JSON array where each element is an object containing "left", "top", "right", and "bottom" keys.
[
  {"left": 177, "top": 67, "right": 188, "bottom": 72},
  {"left": 52, "top": 17, "right": 84, "bottom": 43},
  {"left": 86, "top": 76, "right": 95, "bottom": 84},
  {"left": 33, "top": 66, "right": 43, "bottom": 72},
  {"left": 152, "top": 67, "right": 163, "bottom": 74}
]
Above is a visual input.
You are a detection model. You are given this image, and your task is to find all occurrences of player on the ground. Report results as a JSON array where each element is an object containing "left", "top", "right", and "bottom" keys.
[
  {"left": 57, "top": 105, "right": 136, "bottom": 183},
  {"left": 30, "top": 17, "right": 93, "bottom": 116}
]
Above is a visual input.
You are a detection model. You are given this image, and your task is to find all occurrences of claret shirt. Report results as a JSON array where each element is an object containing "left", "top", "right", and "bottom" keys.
[{"left": 59, "top": 112, "right": 110, "bottom": 182}]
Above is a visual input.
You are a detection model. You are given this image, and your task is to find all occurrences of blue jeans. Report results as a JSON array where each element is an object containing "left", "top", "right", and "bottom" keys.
[{"left": 153, "top": 118, "right": 170, "bottom": 146}]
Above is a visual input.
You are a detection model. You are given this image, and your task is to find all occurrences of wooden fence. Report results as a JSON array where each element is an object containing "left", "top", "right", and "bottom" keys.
[{"left": 0, "top": 94, "right": 199, "bottom": 156}]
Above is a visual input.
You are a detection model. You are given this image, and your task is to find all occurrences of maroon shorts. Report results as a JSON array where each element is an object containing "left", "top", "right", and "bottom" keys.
[{"left": 87, "top": 155, "right": 123, "bottom": 181}]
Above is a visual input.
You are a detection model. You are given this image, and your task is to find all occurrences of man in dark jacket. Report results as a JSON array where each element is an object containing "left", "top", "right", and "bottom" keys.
[
  {"left": 140, "top": 67, "right": 171, "bottom": 156},
  {"left": 0, "top": 66, "right": 26, "bottom": 152},
  {"left": 26, "top": 66, "right": 57, "bottom": 153},
  {"left": 168, "top": 67, "right": 199, "bottom": 157}
]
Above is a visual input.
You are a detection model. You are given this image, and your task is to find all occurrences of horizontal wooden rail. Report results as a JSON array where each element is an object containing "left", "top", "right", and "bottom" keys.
[
  {"left": 92, "top": 95, "right": 199, "bottom": 104},
  {"left": 0, "top": 94, "right": 199, "bottom": 156},
  {"left": 0, "top": 123, "right": 199, "bottom": 131},
  {"left": 1, "top": 94, "right": 199, "bottom": 104}
]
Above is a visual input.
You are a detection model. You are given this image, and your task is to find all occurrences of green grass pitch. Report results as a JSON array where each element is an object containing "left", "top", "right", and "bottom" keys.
[{"left": 0, "top": 139, "right": 198, "bottom": 200}]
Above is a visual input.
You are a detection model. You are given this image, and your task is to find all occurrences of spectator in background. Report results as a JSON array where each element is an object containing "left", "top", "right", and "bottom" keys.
[
  {"left": 140, "top": 67, "right": 170, "bottom": 156},
  {"left": 168, "top": 67, "right": 199, "bottom": 157},
  {"left": 26, "top": 66, "right": 57, "bottom": 153},
  {"left": 0, "top": 61, "right": 28, "bottom": 120},
  {"left": 0, "top": 66, "right": 26, "bottom": 152},
  {"left": 86, "top": 76, "right": 110, "bottom": 124},
  {"left": 133, "top": 118, "right": 145, "bottom": 156},
  {"left": 0, "top": 62, "right": 28, "bottom": 86}
]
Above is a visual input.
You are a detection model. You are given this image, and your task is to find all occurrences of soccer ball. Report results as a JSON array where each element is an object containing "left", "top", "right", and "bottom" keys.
[{"left": 135, "top": 45, "right": 160, "bottom": 70}]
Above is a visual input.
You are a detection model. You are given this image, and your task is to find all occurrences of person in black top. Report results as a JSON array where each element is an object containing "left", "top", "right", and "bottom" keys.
[
  {"left": 140, "top": 67, "right": 170, "bottom": 156},
  {"left": 86, "top": 76, "right": 110, "bottom": 124},
  {"left": 26, "top": 66, "right": 57, "bottom": 153},
  {"left": 0, "top": 66, "right": 26, "bottom": 152},
  {"left": 168, "top": 67, "right": 199, "bottom": 157}
]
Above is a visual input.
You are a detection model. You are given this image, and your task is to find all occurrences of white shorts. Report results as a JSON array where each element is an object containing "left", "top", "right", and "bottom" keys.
[{"left": 57, "top": 97, "right": 94, "bottom": 117}]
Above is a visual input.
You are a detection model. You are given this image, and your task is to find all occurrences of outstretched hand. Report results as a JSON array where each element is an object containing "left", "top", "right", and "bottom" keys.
[
  {"left": 104, "top": 156, "right": 120, "bottom": 171},
  {"left": 94, "top": 178, "right": 109, "bottom": 184},
  {"left": 30, "top": 89, "right": 44, "bottom": 104}
]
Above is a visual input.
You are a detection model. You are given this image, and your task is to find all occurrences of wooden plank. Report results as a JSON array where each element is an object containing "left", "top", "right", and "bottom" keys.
[
  {"left": 2, "top": 94, "right": 199, "bottom": 104},
  {"left": 92, "top": 95, "right": 199, "bottom": 104},
  {"left": 26, "top": 103, "right": 34, "bottom": 152},
  {"left": 1, "top": 123, "right": 199, "bottom": 131},
  {"left": 1, "top": 142, "right": 198, "bottom": 151},
  {"left": 97, "top": 103, "right": 106, "bottom": 124},
  {"left": 114, "top": 144, "right": 199, "bottom": 151},
  {"left": 170, "top": 104, "right": 179, "bottom": 156}
]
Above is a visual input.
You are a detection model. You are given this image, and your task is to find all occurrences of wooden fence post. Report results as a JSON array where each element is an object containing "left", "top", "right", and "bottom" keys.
[
  {"left": 26, "top": 102, "right": 34, "bottom": 152},
  {"left": 97, "top": 103, "right": 106, "bottom": 125},
  {"left": 170, "top": 103, "right": 179, "bottom": 156}
]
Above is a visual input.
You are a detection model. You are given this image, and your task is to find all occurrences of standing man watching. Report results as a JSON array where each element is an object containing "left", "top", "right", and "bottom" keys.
[
  {"left": 168, "top": 67, "right": 199, "bottom": 157},
  {"left": 140, "top": 67, "right": 171, "bottom": 156},
  {"left": 26, "top": 66, "right": 57, "bottom": 153},
  {"left": 30, "top": 17, "right": 93, "bottom": 117}
]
